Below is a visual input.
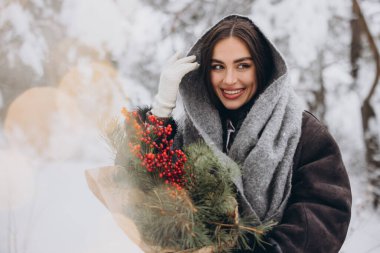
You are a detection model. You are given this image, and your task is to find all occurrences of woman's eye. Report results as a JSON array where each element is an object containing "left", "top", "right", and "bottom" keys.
[
  {"left": 211, "top": 65, "right": 223, "bottom": 70},
  {"left": 238, "top": 63, "right": 251, "bottom": 69}
]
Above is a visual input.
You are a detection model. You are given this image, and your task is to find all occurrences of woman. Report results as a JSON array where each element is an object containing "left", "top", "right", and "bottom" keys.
[{"left": 141, "top": 14, "right": 352, "bottom": 252}]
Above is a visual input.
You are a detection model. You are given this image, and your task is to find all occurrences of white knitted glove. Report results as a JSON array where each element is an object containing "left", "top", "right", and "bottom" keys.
[{"left": 151, "top": 52, "right": 199, "bottom": 117}]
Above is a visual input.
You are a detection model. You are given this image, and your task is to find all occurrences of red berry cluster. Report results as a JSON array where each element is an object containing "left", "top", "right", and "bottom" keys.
[{"left": 122, "top": 108, "right": 188, "bottom": 190}]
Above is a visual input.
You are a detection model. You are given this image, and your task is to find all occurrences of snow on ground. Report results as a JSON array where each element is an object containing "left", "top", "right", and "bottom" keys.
[
  {"left": 341, "top": 172, "right": 380, "bottom": 253},
  {"left": 0, "top": 125, "right": 144, "bottom": 253}
]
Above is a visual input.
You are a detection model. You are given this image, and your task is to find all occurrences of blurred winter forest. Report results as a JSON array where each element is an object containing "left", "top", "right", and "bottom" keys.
[{"left": 0, "top": 0, "right": 380, "bottom": 252}]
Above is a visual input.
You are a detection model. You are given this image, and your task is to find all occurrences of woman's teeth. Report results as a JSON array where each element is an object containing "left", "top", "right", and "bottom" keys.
[{"left": 223, "top": 89, "right": 243, "bottom": 94}]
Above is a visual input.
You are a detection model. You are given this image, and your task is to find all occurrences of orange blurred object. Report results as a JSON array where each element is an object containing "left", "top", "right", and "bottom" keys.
[
  {"left": 4, "top": 87, "right": 84, "bottom": 157},
  {"left": 58, "top": 61, "right": 126, "bottom": 127}
]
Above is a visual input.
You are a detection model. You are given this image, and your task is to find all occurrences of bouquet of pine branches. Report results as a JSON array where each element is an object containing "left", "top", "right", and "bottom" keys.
[{"left": 86, "top": 108, "right": 275, "bottom": 252}]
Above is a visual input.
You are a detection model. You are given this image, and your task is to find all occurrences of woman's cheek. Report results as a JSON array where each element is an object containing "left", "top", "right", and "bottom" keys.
[{"left": 210, "top": 73, "right": 221, "bottom": 88}]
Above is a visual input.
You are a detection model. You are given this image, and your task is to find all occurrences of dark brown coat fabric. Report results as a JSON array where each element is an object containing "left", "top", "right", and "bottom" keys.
[{"left": 251, "top": 111, "right": 352, "bottom": 253}]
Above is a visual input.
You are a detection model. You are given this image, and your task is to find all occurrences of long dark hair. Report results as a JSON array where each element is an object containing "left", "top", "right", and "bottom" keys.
[{"left": 199, "top": 15, "right": 275, "bottom": 110}]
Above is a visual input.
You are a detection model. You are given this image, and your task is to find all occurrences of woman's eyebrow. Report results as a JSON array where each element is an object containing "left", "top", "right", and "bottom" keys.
[
  {"left": 234, "top": 57, "right": 253, "bottom": 63},
  {"left": 211, "top": 57, "right": 253, "bottom": 63},
  {"left": 211, "top": 59, "right": 224, "bottom": 63}
]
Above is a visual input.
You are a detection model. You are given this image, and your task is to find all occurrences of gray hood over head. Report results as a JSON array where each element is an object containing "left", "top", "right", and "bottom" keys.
[{"left": 177, "top": 15, "right": 303, "bottom": 222}]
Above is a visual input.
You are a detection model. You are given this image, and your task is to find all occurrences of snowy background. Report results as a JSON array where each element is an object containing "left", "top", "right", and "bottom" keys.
[{"left": 0, "top": 0, "right": 380, "bottom": 252}]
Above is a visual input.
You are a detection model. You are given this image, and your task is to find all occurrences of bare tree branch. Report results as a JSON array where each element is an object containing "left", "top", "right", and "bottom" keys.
[{"left": 353, "top": 0, "right": 380, "bottom": 207}]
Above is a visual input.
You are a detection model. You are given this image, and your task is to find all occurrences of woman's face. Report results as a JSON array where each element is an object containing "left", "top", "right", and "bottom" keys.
[{"left": 210, "top": 36, "right": 257, "bottom": 110}]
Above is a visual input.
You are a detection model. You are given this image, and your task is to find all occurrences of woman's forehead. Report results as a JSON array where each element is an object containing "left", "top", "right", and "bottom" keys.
[{"left": 212, "top": 37, "right": 251, "bottom": 60}]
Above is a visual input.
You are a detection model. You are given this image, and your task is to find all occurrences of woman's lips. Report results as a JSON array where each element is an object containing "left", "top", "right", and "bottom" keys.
[{"left": 221, "top": 88, "right": 245, "bottom": 99}]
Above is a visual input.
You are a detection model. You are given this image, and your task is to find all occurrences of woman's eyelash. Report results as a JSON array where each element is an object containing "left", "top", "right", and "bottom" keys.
[
  {"left": 238, "top": 63, "right": 251, "bottom": 68},
  {"left": 211, "top": 65, "right": 223, "bottom": 70}
]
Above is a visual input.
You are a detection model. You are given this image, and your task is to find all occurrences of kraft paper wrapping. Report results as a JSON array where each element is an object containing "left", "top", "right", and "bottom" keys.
[
  {"left": 85, "top": 166, "right": 213, "bottom": 253},
  {"left": 85, "top": 166, "right": 185, "bottom": 253}
]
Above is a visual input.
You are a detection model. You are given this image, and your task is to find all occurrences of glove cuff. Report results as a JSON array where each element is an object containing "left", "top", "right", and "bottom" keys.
[{"left": 151, "top": 94, "right": 176, "bottom": 118}]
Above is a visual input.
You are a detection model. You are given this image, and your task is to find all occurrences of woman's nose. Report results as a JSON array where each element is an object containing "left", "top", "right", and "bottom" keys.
[{"left": 224, "top": 69, "right": 237, "bottom": 85}]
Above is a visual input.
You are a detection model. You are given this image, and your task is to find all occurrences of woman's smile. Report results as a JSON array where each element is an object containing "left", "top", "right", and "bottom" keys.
[{"left": 221, "top": 88, "right": 246, "bottom": 99}]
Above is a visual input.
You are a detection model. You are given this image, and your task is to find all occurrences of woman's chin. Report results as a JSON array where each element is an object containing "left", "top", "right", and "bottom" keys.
[{"left": 221, "top": 102, "right": 243, "bottom": 110}]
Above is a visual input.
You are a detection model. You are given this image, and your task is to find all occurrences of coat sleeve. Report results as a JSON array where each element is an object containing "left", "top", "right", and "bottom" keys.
[{"left": 260, "top": 112, "right": 352, "bottom": 253}]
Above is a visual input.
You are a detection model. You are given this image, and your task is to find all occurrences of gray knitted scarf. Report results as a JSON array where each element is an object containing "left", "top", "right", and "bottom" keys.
[{"left": 174, "top": 15, "right": 303, "bottom": 223}]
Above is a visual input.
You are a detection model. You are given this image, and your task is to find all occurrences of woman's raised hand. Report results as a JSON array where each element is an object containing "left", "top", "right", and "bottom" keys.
[{"left": 151, "top": 52, "right": 199, "bottom": 118}]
